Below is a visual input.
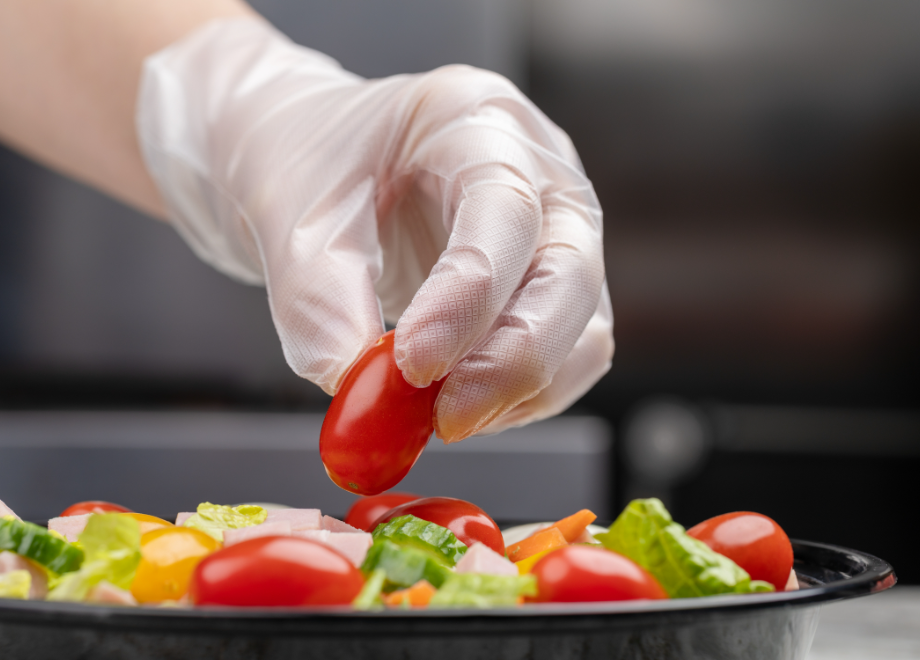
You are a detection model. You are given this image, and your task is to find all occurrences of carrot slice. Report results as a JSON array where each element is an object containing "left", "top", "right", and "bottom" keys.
[
  {"left": 547, "top": 509, "right": 597, "bottom": 543},
  {"left": 506, "top": 527, "right": 567, "bottom": 563},
  {"left": 384, "top": 580, "right": 437, "bottom": 608}
]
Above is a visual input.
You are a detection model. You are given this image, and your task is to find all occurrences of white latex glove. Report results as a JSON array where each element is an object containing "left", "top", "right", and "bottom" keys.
[{"left": 137, "top": 18, "right": 613, "bottom": 442}]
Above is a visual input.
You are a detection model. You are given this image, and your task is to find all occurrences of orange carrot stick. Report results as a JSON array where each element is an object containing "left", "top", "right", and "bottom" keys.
[
  {"left": 547, "top": 509, "right": 597, "bottom": 543},
  {"left": 506, "top": 527, "right": 567, "bottom": 563},
  {"left": 384, "top": 580, "right": 437, "bottom": 608}
]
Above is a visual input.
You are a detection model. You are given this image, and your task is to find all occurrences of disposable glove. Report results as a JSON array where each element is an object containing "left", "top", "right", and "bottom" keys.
[{"left": 137, "top": 18, "right": 613, "bottom": 442}]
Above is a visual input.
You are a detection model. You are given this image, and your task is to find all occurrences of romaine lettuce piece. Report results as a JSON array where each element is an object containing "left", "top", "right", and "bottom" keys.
[
  {"left": 182, "top": 503, "right": 267, "bottom": 541},
  {"left": 372, "top": 515, "right": 466, "bottom": 567},
  {"left": 361, "top": 540, "right": 453, "bottom": 589},
  {"left": 0, "top": 570, "right": 31, "bottom": 599},
  {"left": 429, "top": 573, "right": 537, "bottom": 608},
  {"left": 352, "top": 568, "right": 387, "bottom": 610},
  {"left": 48, "top": 513, "right": 141, "bottom": 602},
  {"left": 595, "top": 498, "right": 774, "bottom": 598}
]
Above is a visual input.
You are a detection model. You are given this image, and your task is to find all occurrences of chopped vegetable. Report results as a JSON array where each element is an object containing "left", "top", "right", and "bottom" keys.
[
  {"left": 0, "top": 517, "right": 84, "bottom": 574},
  {"left": 360, "top": 540, "right": 452, "bottom": 589},
  {"left": 352, "top": 568, "right": 387, "bottom": 610},
  {"left": 383, "top": 579, "right": 437, "bottom": 608},
  {"left": 48, "top": 513, "right": 141, "bottom": 602},
  {"left": 371, "top": 515, "right": 467, "bottom": 566},
  {"left": 595, "top": 499, "right": 775, "bottom": 598},
  {"left": 182, "top": 503, "right": 267, "bottom": 542},
  {"left": 515, "top": 548, "right": 554, "bottom": 574},
  {"left": 506, "top": 527, "right": 567, "bottom": 563},
  {"left": 547, "top": 509, "right": 597, "bottom": 543},
  {"left": 131, "top": 527, "right": 221, "bottom": 604},
  {"left": 429, "top": 573, "right": 537, "bottom": 608},
  {"left": 0, "top": 570, "right": 31, "bottom": 599}
]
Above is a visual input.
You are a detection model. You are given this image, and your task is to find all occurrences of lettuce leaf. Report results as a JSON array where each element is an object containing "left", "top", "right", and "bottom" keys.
[
  {"left": 429, "top": 573, "right": 537, "bottom": 608},
  {"left": 182, "top": 503, "right": 267, "bottom": 541},
  {"left": 0, "top": 570, "right": 31, "bottom": 599},
  {"left": 361, "top": 540, "right": 453, "bottom": 589},
  {"left": 352, "top": 568, "right": 387, "bottom": 610},
  {"left": 595, "top": 498, "right": 774, "bottom": 598},
  {"left": 47, "top": 513, "right": 141, "bottom": 602}
]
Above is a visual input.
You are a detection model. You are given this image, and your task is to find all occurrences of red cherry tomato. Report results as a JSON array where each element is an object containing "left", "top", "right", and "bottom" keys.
[
  {"left": 320, "top": 331, "right": 446, "bottom": 496},
  {"left": 59, "top": 501, "right": 133, "bottom": 517},
  {"left": 190, "top": 536, "right": 364, "bottom": 607},
  {"left": 687, "top": 511, "right": 793, "bottom": 591},
  {"left": 371, "top": 496, "right": 505, "bottom": 555},
  {"left": 345, "top": 492, "right": 422, "bottom": 532},
  {"left": 530, "top": 545, "right": 668, "bottom": 603}
]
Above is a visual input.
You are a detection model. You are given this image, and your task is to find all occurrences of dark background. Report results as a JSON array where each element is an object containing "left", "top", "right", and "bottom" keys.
[{"left": 1, "top": 1, "right": 917, "bottom": 580}]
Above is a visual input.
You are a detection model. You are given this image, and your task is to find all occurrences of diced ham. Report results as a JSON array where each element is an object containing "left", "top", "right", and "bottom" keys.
[
  {"left": 322, "top": 515, "right": 362, "bottom": 534},
  {"left": 784, "top": 569, "right": 799, "bottom": 592},
  {"left": 175, "top": 512, "right": 194, "bottom": 526},
  {"left": 0, "top": 551, "right": 48, "bottom": 599},
  {"left": 48, "top": 513, "right": 91, "bottom": 543},
  {"left": 573, "top": 528, "right": 599, "bottom": 544},
  {"left": 266, "top": 509, "right": 322, "bottom": 532},
  {"left": 0, "top": 499, "right": 21, "bottom": 521},
  {"left": 455, "top": 542, "right": 518, "bottom": 577},
  {"left": 86, "top": 581, "right": 137, "bottom": 606},
  {"left": 223, "top": 521, "right": 292, "bottom": 546},
  {"left": 293, "top": 530, "right": 373, "bottom": 568}
]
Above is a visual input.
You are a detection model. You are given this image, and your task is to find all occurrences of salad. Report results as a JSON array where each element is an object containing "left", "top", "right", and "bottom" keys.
[{"left": 0, "top": 494, "right": 797, "bottom": 608}]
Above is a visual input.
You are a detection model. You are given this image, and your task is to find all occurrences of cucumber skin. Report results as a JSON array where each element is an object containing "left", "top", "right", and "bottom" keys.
[
  {"left": 371, "top": 515, "right": 467, "bottom": 567},
  {"left": 361, "top": 540, "right": 452, "bottom": 589},
  {"left": 0, "top": 519, "right": 84, "bottom": 574}
]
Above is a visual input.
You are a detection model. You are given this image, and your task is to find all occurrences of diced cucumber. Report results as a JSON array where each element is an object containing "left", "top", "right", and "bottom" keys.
[
  {"left": 0, "top": 518, "right": 84, "bottom": 574},
  {"left": 361, "top": 540, "right": 453, "bottom": 590},
  {"left": 372, "top": 515, "right": 466, "bottom": 567}
]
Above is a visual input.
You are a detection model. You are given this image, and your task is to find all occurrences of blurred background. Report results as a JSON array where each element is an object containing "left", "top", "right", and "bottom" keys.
[{"left": 0, "top": 0, "right": 917, "bottom": 581}]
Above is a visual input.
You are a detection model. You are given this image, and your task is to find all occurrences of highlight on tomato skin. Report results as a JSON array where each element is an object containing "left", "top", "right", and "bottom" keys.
[
  {"left": 345, "top": 492, "right": 421, "bottom": 532},
  {"left": 189, "top": 536, "right": 365, "bottom": 607},
  {"left": 320, "top": 330, "right": 445, "bottom": 496},
  {"left": 530, "top": 545, "right": 668, "bottom": 603},
  {"left": 687, "top": 511, "right": 794, "bottom": 591},
  {"left": 370, "top": 496, "right": 505, "bottom": 556},
  {"left": 59, "top": 501, "right": 133, "bottom": 517}
]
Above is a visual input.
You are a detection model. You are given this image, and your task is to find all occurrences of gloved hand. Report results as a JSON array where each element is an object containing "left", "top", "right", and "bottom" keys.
[{"left": 137, "top": 18, "right": 613, "bottom": 442}]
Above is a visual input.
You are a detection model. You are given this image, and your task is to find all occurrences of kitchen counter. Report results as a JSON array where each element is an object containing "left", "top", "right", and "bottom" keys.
[{"left": 807, "top": 586, "right": 920, "bottom": 659}]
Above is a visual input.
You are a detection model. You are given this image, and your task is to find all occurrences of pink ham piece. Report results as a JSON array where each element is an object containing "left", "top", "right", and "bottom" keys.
[
  {"left": 175, "top": 512, "right": 193, "bottom": 526},
  {"left": 223, "top": 521, "right": 292, "bottom": 546},
  {"left": 0, "top": 499, "right": 21, "bottom": 521},
  {"left": 0, "top": 551, "right": 48, "bottom": 599},
  {"left": 48, "top": 513, "right": 91, "bottom": 543},
  {"left": 455, "top": 542, "right": 518, "bottom": 577},
  {"left": 784, "top": 569, "right": 799, "bottom": 592},
  {"left": 86, "top": 581, "right": 137, "bottom": 606},
  {"left": 293, "top": 530, "right": 373, "bottom": 568},
  {"left": 322, "top": 515, "right": 362, "bottom": 534},
  {"left": 266, "top": 509, "right": 322, "bottom": 532}
]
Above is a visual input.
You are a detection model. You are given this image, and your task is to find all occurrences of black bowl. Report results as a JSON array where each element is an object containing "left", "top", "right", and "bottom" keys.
[{"left": 0, "top": 540, "right": 896, "bottom": 660}]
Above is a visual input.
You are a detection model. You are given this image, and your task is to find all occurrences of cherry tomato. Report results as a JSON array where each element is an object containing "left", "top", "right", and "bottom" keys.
[
  {"left": 59, "top": 501, "right": 132, "bottom": 517},
  {"left": 687, "top": 511, "right": 793, "bottom": 591},
  {"left": 320, "top": 331, "right": 446, "bottom": 496},
  {"left": 190, "top": 536, "right": 365, "bottom": 607},
  {"left": 530, "top": 546, "right": 668, "bottom": 603},
  {"left": 121, "top": 512, "right": 174, "bottom": 536},
  {"left": 371, "top": 497, "right": 505, "bottom": 555},
  {"left": 131, "top": 527, "right": 221, "bottom": 604},
  {"left": 345, "top": 492, "right": 422, "bottom": 532}
]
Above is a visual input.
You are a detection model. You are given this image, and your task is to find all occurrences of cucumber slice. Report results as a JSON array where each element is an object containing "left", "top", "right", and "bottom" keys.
[
  {"left": 372, "top": 515, "right": 467, "bottom": 567},
  {"left": 361, "top": 540, "right": 453, "bottom": 589},
  {"left": 0, "top": 518, "right": 84, "bottom": 574}
]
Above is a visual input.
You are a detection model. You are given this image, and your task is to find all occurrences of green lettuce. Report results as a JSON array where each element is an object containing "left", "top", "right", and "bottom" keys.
[
  {"left": 361, "top": 540, "right": 453, "bottom": 590},
  {"left": 429, "top": 573, "right": 537, "bottom": 608},
  {"left": 0, "top": 570, "right": 31, "bottom": 599},
  {"left": 48, "top": 513, "right": 141, "bottom": 602},
  {"left": 595, "top": 498, "right": 774, "bottom": 598},
  {"left": 182, "top": 503, "right": 267, "bottom": 541},
  {"left": 352, "top": 568, "right": 387, "bottom": 610}
]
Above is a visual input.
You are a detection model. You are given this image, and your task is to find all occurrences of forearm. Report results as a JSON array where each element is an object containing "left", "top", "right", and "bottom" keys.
[{"left": 0, "top": 0, "right": 255, "bottom": 218}]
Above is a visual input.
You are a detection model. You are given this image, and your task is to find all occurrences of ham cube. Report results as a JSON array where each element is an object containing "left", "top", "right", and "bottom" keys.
[
  {"left": 455, "top": 542, "right": 518, "bottom": 576},
  {"left": 223, "top": 521, "right": 292, "bottom": 546},
  {"left": 266, "top": 509, "right": 322, "bottom": 532},
  {"left": 86, "top": 581, "right": 137, "bottom": 606},
  {"left": 322, "top": 515, "right": 362, "bottom": 534},
  {"left": 784, "top": 569, "right": 799, "bottom": 592},
  {"left": 293, "top": 530, "right": 373, "bottom": 568},
  {"left": 0, "top": 499, "right": 21, "bottom": 521},
  {"left": 48, "top": 514, "right": 91, "bottom": 543},
  {"left": 0, "top": 551, "right": 48, "bottom": 599},
  {"left": 175, "top": 512, "right": 194, "bottom": 526}
]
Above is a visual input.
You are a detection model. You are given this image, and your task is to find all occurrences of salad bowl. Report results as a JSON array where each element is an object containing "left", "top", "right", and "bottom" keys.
[{"left": 0, "top": 539, "right": 896, "bottom": 660}]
